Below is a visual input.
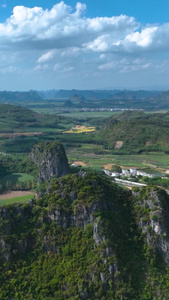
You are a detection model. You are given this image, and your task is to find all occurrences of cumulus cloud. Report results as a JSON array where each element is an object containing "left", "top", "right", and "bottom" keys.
[
  {"left": 1, "top": 1, "right": 168, "bottom": 55},
  {"left": 0, "top": 1, "right": 167, "bottom": 56},
  {"left": 0, "top": 2, "right": 138, "bottom": 50},
  {"left": 1, "top": 1, "right": 169, "bottom": 89}
]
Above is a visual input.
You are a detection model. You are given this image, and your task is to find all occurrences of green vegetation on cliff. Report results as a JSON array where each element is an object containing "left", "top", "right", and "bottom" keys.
[{"left": 0, "top": 173, "right": 169, "bottom": 299}]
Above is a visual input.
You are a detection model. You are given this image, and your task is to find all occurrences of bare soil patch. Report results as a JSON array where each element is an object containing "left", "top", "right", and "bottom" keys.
[
  {"left": 145, "top": 141, "right": 152, "bottom": 146},
  {"left": 74, "top": 161, "right": 87, "bottom": 167},
  {"left": 114, "top": 141, "right": 123, "bottom": 149},
  {"left": 0, "top": 132, "right": 44, "bottom": 138},
  {"left": 104, "top": 163, "right": 113, "bottom": 170},
  {"left": 0, "top": 191, "right": 34, "bottom": 200},
  {"left": 81, "top": 153, "right": 97, "bottom": 157}
]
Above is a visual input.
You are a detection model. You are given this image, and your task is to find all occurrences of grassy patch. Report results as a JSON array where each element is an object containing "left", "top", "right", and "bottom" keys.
[
  {"left": 1, "top": 173, "right": 34, "bottom": 185},
  {"left": 0, "top": 194, "right": 34, "bottom": 206}
]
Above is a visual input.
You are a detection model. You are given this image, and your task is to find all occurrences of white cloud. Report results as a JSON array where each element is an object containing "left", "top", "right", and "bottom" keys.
[
  {"left": 34, "top": 64, "right": 49, "bottom": 71},
  {"left": 99, "top": 54, "right": 105, "bottom": 59},
  {"left": 0, "top": 66, "right": 17, "bottom": 74},
  {"left": 125, "top": 27, "right": 158, "bottom": 47},
  {"left": 98, "top": 57, "right": 152, "bottom": 73},
  {"left": 1, "top": 1, "right": 167, "bottom": 56},
  {"left": 1, "top": 2, "right": 169, "bottom": 89},
  {"left": 62, "top": 66, "right": 74, "bottom": 72},
  {"left": 37, "top": 50, "right": 56, "bottom": 63},
  {"left": 0, "top": 2, "right": 138, "bottom": 51},
  {"left": 98, "top": 62, "right": 115, "bottom": 70}
]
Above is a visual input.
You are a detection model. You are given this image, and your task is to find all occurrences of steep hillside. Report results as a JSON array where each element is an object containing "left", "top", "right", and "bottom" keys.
[{"left": 0, "top": 173, "right": 169, "bottom": 299}]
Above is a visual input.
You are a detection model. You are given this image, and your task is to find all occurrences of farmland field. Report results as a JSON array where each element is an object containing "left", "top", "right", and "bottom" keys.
[
  {"left": 63, "top": 125, "right": 95, "bottom": 134},
  {"left": 1, "top": 173, "right": 34, "bottom": 186},
  {"left": 67, "top": 148, "right": 169, "bottom": 175},
  {"left": 0, "top": 192, "right": 34, "bottom": 206},
  {"left": 57, "top": 111, "right": 121, "bottom": 119},
  {"left": 1, "top": 103, "right": 169, "bottom": 182}
]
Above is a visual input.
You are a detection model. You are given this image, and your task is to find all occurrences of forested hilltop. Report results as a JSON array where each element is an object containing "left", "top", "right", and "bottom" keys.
[
  {"left": 100, "top": 110, "right": 169, "bottom": 153},
  {"left": 1, "top": 170, "right": 169, "bottom": 299}
]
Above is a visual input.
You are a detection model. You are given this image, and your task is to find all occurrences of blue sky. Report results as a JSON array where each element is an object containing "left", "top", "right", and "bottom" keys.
[
  {"left": 0, "top": 0, "right": 169, "bottom": 90},
  {"left": 1, "top": 0, "right": 169, "bottom": 23}
]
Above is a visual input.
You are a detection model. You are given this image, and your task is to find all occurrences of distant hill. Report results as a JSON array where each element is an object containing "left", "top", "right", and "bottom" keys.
[
  {"left": 1, "top": 89, "right": 169, "bottom": 110},
  {"left": 0, "top": 103, "right": 66, "bottom": 137},
  {"left": 69, "top": 94, "right": 86, "bottom": 101},
  {"left": 37, "top": 89, "right": 160, "bottom": 100},
  {"left": 37, "top": 89, "right": 59, "bottom": 99},
  {"left": 62, "top": 100, "right": 74, "bottom": 107},
  {"left": 0, "top": 103, "right": 37, "bottom": 121},
  {"left": 0, "top": 103, "right": 38, "bottom": 133},
  {"left": 0, "top": 91, "right": 42, "bottom": 102},
  {"left": 153, "top": 90, "right": 169, "bottom": 101},
  {"left": 100, "top": 110, "right": 169, "bottom": 152}
]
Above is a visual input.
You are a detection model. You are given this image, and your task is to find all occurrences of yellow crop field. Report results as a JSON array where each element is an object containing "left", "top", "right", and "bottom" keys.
[{"left": 63, "top": 125, "right": 95, "bottom": 134}]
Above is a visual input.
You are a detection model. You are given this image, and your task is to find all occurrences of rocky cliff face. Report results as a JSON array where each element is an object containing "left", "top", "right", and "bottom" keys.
[
  {"left": 133, "top": 187, "right": 169, "bottom": 263},
  {"left": 30, "top": 141, "right": 70, "bottom": 182},
  {"left": 0, "top": 174, "right": 169, "bottom": 299}
]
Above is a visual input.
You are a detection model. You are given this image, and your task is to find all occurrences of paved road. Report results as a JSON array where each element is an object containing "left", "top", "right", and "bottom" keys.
[{"left": 114, "top": 178, "right": 147, "bottom": 188}]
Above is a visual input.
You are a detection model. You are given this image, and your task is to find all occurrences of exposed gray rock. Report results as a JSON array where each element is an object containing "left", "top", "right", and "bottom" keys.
[
  {"left": 134, "top": 188, "right": 169, "bottom": 263},
  {"left": 30, "top": 141, "right": 70, "bottom": 182},
  {"left": 100, "top": 272, "right": 107, "bottom": 283},
  {"left": 93, "top": 219, "right": 104, "bottom": 246}
]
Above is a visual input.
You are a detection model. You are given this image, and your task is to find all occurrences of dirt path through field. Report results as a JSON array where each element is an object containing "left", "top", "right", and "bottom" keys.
[
  {"left": 0, "top": 132, "right": 44, "bottom": 138},
  {"left": 74, "top": 161, "right": 87, "bottom": 167},
  {"left": 0, "top": 191, "right": 34, "bottom": 200}
]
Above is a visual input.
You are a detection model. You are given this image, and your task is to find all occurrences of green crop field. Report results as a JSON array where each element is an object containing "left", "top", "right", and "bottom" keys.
[
  {"left": 0, "top": 194, "right": 34, "bottom": 206},
  {"left": 67, "top": 147, "right": 169, "bottom": 173},
  {"left": 57, "top": 111, "right": 120, "bottom": 118},
  {"left": 1, "top": 173, "right": 34, "bottom": 185},
  {"left": 1, "top": 103, "right": 169, "bottom": 181}
]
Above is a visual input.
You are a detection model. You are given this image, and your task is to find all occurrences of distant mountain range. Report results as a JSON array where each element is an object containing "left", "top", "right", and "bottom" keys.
[
  {"left": 0, "top": 91, "right": 42, "bottom": 102},
  {"left": 1, "top": 89, "right": 169, "bottom": 110},
  {"left": 37, "top": 89, "right": 161, "bottom": 100}
]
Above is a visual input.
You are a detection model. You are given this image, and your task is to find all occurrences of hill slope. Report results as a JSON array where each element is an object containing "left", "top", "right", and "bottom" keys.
[{"left": 101, "top": 111, "right": 169, "bottom": 152}]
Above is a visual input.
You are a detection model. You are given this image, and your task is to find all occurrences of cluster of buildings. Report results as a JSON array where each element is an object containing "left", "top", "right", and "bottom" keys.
[
  {"left": 104, "top": 168, "right": 153, "bottom": 178},
  {"left": 79, "top": 108, "right": 143, "bottom": 112}
]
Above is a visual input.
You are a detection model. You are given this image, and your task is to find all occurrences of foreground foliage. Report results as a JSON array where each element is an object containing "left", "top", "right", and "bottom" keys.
[{"left": 0, "top": 173, "right": 169, "bottom": 299}]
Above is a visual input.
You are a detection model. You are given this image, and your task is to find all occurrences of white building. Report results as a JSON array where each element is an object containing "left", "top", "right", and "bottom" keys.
[
  {"left": 122, "top": 169, "right": 130, "bottom": 176},
  {"left": 130, "top": 168, "right": 137, "bottom": 176}
]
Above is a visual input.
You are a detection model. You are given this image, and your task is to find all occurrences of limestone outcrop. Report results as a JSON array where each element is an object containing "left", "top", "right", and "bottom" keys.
[{"left": 30, "top": 141, "right": 70, "bottom": 182}]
